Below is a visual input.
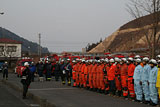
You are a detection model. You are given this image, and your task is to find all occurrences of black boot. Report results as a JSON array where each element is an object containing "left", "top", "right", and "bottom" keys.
[{"left": 104, "top": 90, "right": 109, "bottom": 95}]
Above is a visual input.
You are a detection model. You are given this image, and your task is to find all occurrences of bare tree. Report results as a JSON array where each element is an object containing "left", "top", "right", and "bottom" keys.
[{"left": 126, "top": 0, "right": 160, "bottom": 58}]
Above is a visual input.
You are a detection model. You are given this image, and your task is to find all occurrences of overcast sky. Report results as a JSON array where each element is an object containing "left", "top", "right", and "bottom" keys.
[{"left": 0, "top": 0, "right": 132, "bottom": 52}]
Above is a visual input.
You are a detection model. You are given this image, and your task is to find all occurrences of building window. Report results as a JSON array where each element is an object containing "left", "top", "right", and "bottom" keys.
[
  {"left": 0, "top": 46, "right": 4, "bottom": 51},
  {"left": 7, "top": 46, "right": 17, "bottom": 52}
]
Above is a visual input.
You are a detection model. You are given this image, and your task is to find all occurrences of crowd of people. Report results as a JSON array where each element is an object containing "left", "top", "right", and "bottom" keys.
[
  {"left": 12, "top": 54, "right": 160, "bottom": 105},
  {"left": 70, "top": 55, "right": 160, "bottom": 106}
]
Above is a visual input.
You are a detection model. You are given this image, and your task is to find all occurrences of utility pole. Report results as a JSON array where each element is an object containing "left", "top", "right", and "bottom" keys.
[{"left": 38, "top": 33, "right": 41, "bottom": 58}]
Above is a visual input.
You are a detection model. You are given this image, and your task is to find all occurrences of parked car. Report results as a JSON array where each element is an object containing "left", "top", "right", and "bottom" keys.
[{"left": 0, "top": 62, "right": 4, "bottom": 73}]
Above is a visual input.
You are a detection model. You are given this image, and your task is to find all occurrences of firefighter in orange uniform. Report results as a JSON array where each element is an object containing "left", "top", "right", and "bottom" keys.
[
  {"left": 77, "top": 59, "right": 83, "bottom": 87},
  {"left": 72, "top": 60, "right": 77, "bottom": 87},
  {"left": 96, "top": 60, "right": 101, "bottom": 92},
  {"left": 107, "top": 58, "right": 116, "bottom": 95},
  {"left": 127, "top": 57, "right": 136, "bottom": 99},
  {"left": 87, "top": 60, "right": 93, "bottom": 90},
  {"left": 92, "top": 60, "right": 98, "bottom": 91},
  {"left": 84, "top": 60, "right": 89, "bottom": 88},
  {"left": 104, "top": 59, "right": 110, "bottom": 94},
  {"left": 80, "top": 60, "right": 86, "bottom": 88},
  {"left": 99, "top": 59, "right": 105, "bottom": 93},
  {"left": 114, "top": 57, "right": 122, "bottom": 97},
  {"left": 120, "top": 58, "right": 128, "bottom": 98}
]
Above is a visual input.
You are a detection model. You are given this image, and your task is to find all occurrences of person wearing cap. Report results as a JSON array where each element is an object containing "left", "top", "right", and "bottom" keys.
[
  {"left": 114, "top": 57, "right": 122, "bottom": 97},
  {"left": 21, "top": 62, "right": 32, "bottom": 99},
  {"left": 45, "top": 60, "right": 53, "bottom": 81},
  {"left": 156, "top": 60, "right": 160, "bottom": 100},
  {"left": 127, "top": 57, "right": 136, "bottom": 99},
  {"left": 133, "top": 58, "right": 143, "bottom": 102},
  {"left": 119, "top": 58, "right": 128, "bottom": 98},
  {"left": 2, "top": 61, "right": 8, "bottom": 80},
  {"left": 141, "top": 57, "right": 151, "bottom": 104},
  {"left": 107, "top": 59, "right": 116, "bottom": 95},
  {"left": 149, "top": 59, "right": 158, "bottom": 106},
  {"left": 64, "top": 59, "right": 72, "bottom": 86},
  {"left": 30, "top": 62, "right": 36, "bottom": 82}
]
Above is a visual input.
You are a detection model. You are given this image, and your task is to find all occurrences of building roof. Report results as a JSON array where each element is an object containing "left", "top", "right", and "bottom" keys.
[{"left": 0, "top": 38, "right": 22, "bottom": 44}]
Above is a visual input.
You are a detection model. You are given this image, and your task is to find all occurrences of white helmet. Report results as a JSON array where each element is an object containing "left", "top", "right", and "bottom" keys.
[
  {"left": 143, "top": 57, "right": 149, "bottom": 62},
  {"left": 97, "top": 60, "right": 101, "bottom": 63},
  {"left": 158, "top": 60, "right": 160, "bottom": 64},
  {"left": 85, "top": 60, "right": 89, "bottom": 63},
  {"left": 82, "top": 59, "right": 85, "bottom": 62},
  {"left": 100, "top": 59, "right": 105, "bottom": 62},
  {"left": 135, "top": 58, "right": 141, "bottom": 63},
  {"left": 115, "top": 57, "right": 120, "bottom": 62},
  {"left": 128, "top": 57, "right": 133, "bottom": 61},
  {"left": 24, "top": 62, "right": 29, "bottom": 66},
  {"left": 72, "top": 60, "right": 76, "bottom": 63},
  {"left": 157, "top": 55, "right": 160, "bottom": 59},
  {"left": 135, "top": 55, "right": 141, "bottom": 59},
  {"left": 150, "top": 59, "right": 157, "bottom": 64},
  {"left": 89, "top": 60, "right": 93, "bottom": 63},
  {"left": 5, "top": 61, "right": 7, "bottom": 64},
  {"left": 67, "top": 59, "right": 70, "bottom": 61},
  {"left": 76, "top": 59, "right": 80, "bottom": 61},
  {"left": 109, "top": 59, "right": 115, "bottom": 63},
  {"left": 121, "top": 58, "right": 127, "bottom": 62},
  {"left": 105, "top": 58, "right": 109, "bottom": 63}
]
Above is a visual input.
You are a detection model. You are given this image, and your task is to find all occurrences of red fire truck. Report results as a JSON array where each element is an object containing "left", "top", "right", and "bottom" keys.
[{"left": 15, "top": 57, "right": 32, "bottom": 77}]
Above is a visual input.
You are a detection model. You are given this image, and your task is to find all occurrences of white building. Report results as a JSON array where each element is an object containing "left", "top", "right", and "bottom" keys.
[{"left": 0, "top": 38, "right": 22, "bottom": 59}]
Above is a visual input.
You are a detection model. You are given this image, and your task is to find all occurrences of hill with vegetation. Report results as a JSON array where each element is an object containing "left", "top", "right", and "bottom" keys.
[{"left": 0, "top": 27, "right": 49, "bottom": 54}]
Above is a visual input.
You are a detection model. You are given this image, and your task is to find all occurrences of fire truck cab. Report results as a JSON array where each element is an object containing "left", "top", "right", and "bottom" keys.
[{"left": 16, "top": 57, "right": 32, "bottom": 77}]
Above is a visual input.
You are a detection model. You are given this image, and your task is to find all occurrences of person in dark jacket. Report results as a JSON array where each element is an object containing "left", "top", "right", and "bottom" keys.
[
  {"left": 60, "top": 60, "right": 66, "bottom": 84},
  {"left": 53, "top": 61, "right": 61, "bottom": 81},
  {"left": 2, "top": 62, "right": 8, "bottom": 80},
  {"left": 21, "top": 62, "right": 32, "bottom": 99},
  {"left": 30, "top": 62, "right": 36, "bottom": 82},
  {"left": 37, "top": 61, "right": 44, "bottom": 82},
  {"left": 64, "top": 59, "right": 72, "bottom": 86},
  {"left": 45, "top": 61, "right": 53, "bottom": 81}
]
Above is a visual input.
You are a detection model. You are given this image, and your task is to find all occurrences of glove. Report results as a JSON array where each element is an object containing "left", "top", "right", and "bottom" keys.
[
  {"left": 132, "top": 79, "right": 134, "bottom": 84},
  {"left": 139, "top": 81, "right": 142, "bottom": 85}
]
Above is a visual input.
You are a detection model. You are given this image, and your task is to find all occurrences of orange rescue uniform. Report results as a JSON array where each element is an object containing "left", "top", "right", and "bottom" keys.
[
  {"left": 127, "top": 63, "right": 135, "bottom": 98},
  {"left": 120, "top": 63, "right": 128, "bottom": 97}
]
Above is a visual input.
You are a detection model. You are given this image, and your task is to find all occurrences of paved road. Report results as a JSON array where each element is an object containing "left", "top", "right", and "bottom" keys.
[
  {"left": 0, "top": 82, "right": 28, "bottom": 107},
  {"left": 0, "top": 81, "right": 39, "bottom": 107},
  {"left": 3, "top": 73, "right": 153, "bottom": 107}
]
